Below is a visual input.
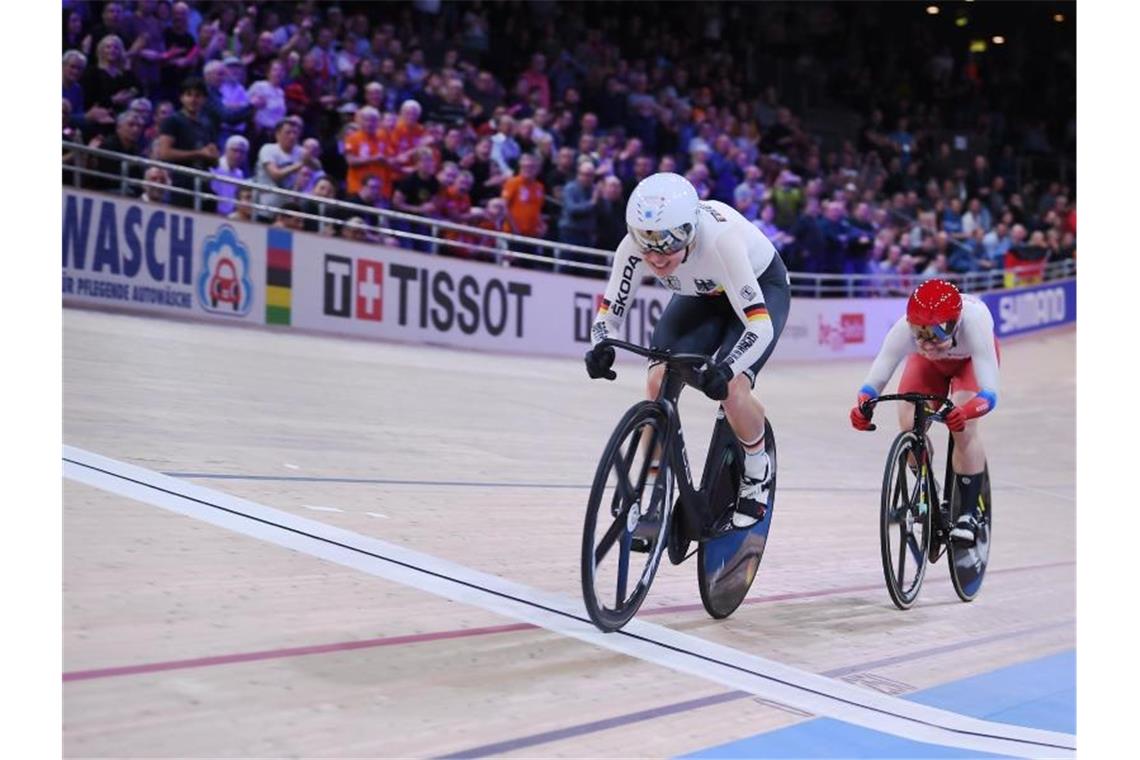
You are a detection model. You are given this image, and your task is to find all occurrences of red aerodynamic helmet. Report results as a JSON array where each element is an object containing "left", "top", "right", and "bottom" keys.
[{"left": 906, "top": 279, "right": 962, "bottom": 342}]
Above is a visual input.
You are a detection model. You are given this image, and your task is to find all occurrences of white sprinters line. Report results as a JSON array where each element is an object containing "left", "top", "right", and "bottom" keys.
[
  {"left": 63, "top": 445, "right": 1075, "bottom": 759},
  {"left": 284, "top": 463, "right": 300, "bottom": 470},
  {"left": 302, "top": 505, "right": 344, "bottom": 513},
  {"left": 365, "top": 512, "right": 388, "bottom": 519}
]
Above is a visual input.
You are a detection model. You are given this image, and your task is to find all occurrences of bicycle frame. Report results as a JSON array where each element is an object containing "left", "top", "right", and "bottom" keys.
[
  {"left": 863, "top": 392, "right": 957, "bottom": 557},
  {"left": 599, "top": 339, "right": 737, "bottom": 541}
]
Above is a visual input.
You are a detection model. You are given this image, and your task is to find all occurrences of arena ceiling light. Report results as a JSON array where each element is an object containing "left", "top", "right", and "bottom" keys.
[
  {"left": 1054, "top": 13, "right": 1065, "bottom": 22},
  {"left": 992, "top": 35, "right": 1006, "bottom": 45},
  {"left": 926, "top": 5, "right": 940, "bottom": 15}
]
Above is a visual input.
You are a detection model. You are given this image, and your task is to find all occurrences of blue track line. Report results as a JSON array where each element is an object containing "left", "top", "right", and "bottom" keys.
[{"left": 681, "top": 650, "right": 1075, "bottom": 758}]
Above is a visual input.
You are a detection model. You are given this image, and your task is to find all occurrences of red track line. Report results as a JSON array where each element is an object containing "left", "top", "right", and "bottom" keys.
[{"left": 63, "top": 559, "right": 1073, "bottom": 683}]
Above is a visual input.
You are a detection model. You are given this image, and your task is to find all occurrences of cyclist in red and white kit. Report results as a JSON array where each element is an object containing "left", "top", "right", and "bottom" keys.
[
  {"left": 850, "top": 279, "right": 999, "bottom": 542},
  {"left": 584, "top": 173, "right": 791, "bottom": 529}
]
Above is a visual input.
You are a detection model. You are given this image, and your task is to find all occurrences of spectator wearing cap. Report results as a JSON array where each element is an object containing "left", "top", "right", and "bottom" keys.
[
  {"left": 247, "top": 59, "right": 286, "bottom": 147},
  {"left": 210, "top": 135, "right": 250, "bottom": 216},
  {"left": 219, "top": 56, "right": 252, "bottom": 111},
  {"left": 155, "top": 77, "right": 218, "bottom": 208}
]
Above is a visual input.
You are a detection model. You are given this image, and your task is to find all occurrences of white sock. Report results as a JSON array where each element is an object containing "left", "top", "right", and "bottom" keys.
[{"left": 744, "top": 447, "right": 770, "bottom": 481}]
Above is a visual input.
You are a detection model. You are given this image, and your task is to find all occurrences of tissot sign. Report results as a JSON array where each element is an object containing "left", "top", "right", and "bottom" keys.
[{"left": 291, "top": 236, "right": 541, "bottom": 351}]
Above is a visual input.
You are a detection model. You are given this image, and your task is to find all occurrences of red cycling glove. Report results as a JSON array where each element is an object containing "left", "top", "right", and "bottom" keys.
[
  {"left": 943, "top": 395, "right": 992, "bottom": 432},
  {"left": 850, "top": 388, "right": 876, "bottom": 431}
]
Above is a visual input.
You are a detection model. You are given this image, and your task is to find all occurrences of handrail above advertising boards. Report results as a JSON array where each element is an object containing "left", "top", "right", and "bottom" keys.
[{"left": 62, "top": 142, "right": 1076, "bottom": 295}]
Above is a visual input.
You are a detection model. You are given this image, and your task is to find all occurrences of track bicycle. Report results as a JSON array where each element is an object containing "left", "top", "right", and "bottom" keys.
[
  {"left": 860, "top": 393, "right": 993, "bottom": 610},
  {"left": 581, "top": 338, "right": 777, "bottom": 632}
]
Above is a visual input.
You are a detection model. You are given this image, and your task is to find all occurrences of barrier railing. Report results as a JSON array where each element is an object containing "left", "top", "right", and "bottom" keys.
[{"left": 62, "top": 142, "right": 1076, "bottom": 296}]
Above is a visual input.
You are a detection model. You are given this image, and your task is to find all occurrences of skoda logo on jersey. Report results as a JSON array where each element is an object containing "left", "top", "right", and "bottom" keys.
[
  {"left": 740, "top": 284, "right": 757, "bottom": 301},
  {"left": 663, "top": 275, "right": 682, "bottom": 291}
]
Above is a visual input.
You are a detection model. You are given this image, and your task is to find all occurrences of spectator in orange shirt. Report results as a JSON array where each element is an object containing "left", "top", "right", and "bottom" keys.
[
  {"left": 501, "top": 152, "right": 547, "bottom": 268},
  {"left": 472, "top": 197, "right": 517, "bottom": 265},
  {"left": 389, "top": 99, "right": 426, "bottom": 179},
  {"left": 440, "top": 169, "right": 477, "bottom": 259},
  {"left": 344, "top": 106, "right": 391, "bottom": 197}
]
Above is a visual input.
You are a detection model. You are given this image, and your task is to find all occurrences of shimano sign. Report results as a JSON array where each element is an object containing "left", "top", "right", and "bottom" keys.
[{"left": 982, "top": 279, "right": 1076, "bottom": 338}]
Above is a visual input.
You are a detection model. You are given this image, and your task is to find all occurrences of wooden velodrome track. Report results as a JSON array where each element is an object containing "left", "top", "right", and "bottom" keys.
[{"left": 62, "top": 307, "right": 1075, "bottom": 758}]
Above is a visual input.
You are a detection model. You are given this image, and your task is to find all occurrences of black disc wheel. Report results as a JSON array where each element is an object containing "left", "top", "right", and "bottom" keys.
[
  {"left": 880, "top": 431, "right": 934, "bottom": 610},
  {"left": 581, "top": 401, "right": 674, "bottom": 632},
  {"left": 948, "top": 465, "right": 992, "bottom": 602},
  {"left": 698, "top": 420, "right": 777, "bottom": 619}
]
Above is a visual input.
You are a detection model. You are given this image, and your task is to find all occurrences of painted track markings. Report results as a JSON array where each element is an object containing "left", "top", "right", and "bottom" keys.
[{"left": 64, "top": 445, "right": 1075, "bottom": 759}]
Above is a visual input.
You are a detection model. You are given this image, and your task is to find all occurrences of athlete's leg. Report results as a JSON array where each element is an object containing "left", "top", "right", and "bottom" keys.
[
  {"left": 947, "top": 361, "right": 989, "bottom": 540},
  {"left": 949, "top": 390, "right": 987, "bottom": 474},
  {"left": 720, "top": 261, "right": 790, "bottom": 526},
  {"left": 643, "top": 295, "right": 728, "bottom": 469},
  {"left": 722, "top": 375, "right": 765, "bottom": 445}
]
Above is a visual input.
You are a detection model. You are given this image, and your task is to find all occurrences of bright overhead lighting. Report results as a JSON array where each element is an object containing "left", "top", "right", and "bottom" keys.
[
  {"left": 926, "top": 5, "right": 940, "bottom": 15},
  {"left": 1054, "top": 13, "right": 1065, "bottom": 22},
  {"left": 969, "top": 40, "right": 987, "bottom": 53},
  {"left": 992, "top": 35, "right": 1006, "bottom": 45},
  {"left": 955, "top": 16, "right": 968, "bottom": 27}
]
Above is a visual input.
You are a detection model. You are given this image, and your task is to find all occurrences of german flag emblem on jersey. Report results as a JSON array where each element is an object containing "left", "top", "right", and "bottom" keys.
[{"left": 744, "top": 303, "right": 770, "bottom": 322}]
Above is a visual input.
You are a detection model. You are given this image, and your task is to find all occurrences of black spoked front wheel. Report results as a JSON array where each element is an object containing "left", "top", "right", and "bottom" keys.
[
  {"left": 948, "top": 465, "right": 992, "bottom": 602},
  {"left": 581, "top": 401, "right": 674, "bottom": 632},
  {"left": 880, "top": 431, "right": 934, "bottom": 609}
]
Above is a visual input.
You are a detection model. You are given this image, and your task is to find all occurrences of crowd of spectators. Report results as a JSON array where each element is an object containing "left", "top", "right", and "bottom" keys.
[{"left": 62, "top": 0, "right": 1076, "bottom": 285}]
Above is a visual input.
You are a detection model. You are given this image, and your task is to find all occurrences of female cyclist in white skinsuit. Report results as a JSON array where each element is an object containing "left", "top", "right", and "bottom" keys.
[{"left": 584, "top": 173, "right": 791, "bottom": 528}]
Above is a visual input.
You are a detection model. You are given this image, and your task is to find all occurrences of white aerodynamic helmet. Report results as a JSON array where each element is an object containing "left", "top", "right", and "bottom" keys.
[{"left": 626, "top": 172, "right": 699, "bottom": 255}]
